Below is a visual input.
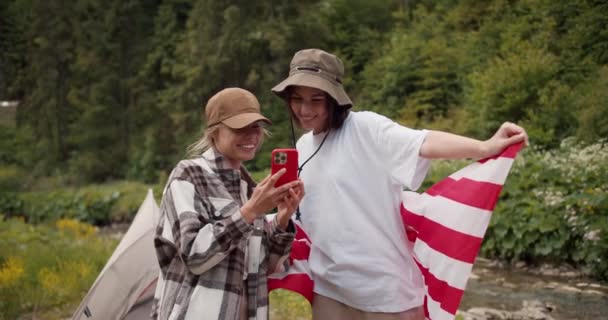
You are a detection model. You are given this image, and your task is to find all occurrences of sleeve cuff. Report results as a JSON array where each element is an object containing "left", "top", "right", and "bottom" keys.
[
  {"left": 270, "top": 215, "right": 296, "bottom": 234},
  {"left": 230, "top": 210, "right": 254, "bottom": 236}
]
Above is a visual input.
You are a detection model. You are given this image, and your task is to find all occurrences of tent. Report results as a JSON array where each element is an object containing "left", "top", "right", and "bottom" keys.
[{"left": 72, "top": 189, "right": 160, "bottom": 320}]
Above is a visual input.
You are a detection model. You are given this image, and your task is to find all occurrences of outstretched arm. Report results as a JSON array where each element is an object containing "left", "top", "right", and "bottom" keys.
[{"left": 419, "top": 122, "right": 528, "bottom": 159}]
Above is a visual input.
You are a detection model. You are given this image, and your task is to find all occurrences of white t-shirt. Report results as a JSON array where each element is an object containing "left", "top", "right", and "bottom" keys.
[{"left": 296, "top": 111, "right": 430, "bottom": 312}]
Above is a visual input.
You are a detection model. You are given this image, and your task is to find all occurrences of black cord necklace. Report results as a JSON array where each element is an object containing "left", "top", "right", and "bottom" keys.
[
  {"left": 297, "top": 130, "right": 330, "bottom": 177},
  {"left": 290, "top": 118, "right": 331, "bottom": 221}
]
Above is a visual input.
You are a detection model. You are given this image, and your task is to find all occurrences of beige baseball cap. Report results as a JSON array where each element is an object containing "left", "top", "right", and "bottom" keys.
[{"left": 205, "top": 88, "right": 272, "bottom": 129}]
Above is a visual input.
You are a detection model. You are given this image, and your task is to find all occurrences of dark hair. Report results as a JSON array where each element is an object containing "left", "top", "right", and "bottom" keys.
[{"left": 285, "top": 87, "right": 350, "bottom": 131}]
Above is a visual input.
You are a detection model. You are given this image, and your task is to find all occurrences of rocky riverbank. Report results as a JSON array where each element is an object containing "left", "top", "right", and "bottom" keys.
[{"left": 458, "top": 258, "right": 607, "bottom": 320}]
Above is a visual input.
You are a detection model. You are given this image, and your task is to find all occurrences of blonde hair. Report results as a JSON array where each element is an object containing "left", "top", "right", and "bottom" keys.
[
  {"left": 186, "top": 125, "right": 221, "bottom": 158},
  {"left": 186, "top": 123, "right": 270, "bottom": 158}
]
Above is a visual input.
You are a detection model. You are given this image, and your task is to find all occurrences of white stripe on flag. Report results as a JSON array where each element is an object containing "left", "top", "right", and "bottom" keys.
[
  {"left": 449, "top": 157, "right": 514, "bottom": 184},
  {"left": 402, "top": 192, "right": 493, "bottom": 238},
  {"left": 414, "top": 240, "right": 473, "bottom": 290}
]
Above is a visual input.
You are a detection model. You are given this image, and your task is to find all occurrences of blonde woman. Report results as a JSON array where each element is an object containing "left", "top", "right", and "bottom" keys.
[{"left": 152, "top": 88, "right": 304, "bottom": 320}]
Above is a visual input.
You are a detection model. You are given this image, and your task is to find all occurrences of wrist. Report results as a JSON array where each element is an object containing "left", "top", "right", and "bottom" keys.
[
  {"left": 241, "top": 203, "right": 256, "bottom": 224},
  {"left": 276, "top": 212, "right": 291, "bottom": 230},
  {"left": 479, "top": 140, "right": 491, "bottom": 158}
]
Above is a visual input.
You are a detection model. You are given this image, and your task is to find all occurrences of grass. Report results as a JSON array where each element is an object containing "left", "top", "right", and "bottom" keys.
[
  {"left": 269, "top": 290, "right": 312, "bottom": 319},
  {"left": 0, "top": 215, "right": 312, "bottom": 319},
  {"left": 0, "top": 217, "right": 117, "bottom": 320},
  {"left": 0, "top": 107, "right": 16, "bottom": 127}
]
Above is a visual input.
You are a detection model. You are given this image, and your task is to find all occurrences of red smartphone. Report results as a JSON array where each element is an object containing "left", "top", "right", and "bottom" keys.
[{"left": 271, "top": 148, "right": 299, "bottom": 187}]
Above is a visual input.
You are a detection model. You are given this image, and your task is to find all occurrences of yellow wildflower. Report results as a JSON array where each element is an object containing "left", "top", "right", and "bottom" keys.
[
  {"left": 0, "top": 256, "right": 25, "bottom": 288},
  {"left": 38, "top": 267, "right": 62, "bottom": 294},
  {"left": 56, "top": 219, "right": 96, "bottom": 238}
]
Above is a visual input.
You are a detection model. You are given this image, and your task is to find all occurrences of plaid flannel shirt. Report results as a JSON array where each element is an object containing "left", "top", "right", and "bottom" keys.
[{"left": 151, "top": 148, "right": 295, "bottom": 320}]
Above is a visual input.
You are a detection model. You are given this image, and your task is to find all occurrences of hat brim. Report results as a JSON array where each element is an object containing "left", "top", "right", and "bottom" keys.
[
  {"left": 271, "top": 72, "right": 352, "bottom": 107},
  {"left": 221, "top": 113, "right": 272, "bottom": 129}
]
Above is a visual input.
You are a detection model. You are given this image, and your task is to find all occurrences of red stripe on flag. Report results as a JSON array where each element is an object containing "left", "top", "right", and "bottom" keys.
[
  {"left": 426, "top": 177, "right": 503, "bottom": 211},
  {"left": 401, "top": 206, "right": 424, "bottom": 233},
  {"left": 289, "top": 240, "right": 311, "bottom": 262},
  {"left": 414, "top": 259, "right": 464, "bottom": 315},
  {"left": 401, "top": 205, "right": 483, "bottom": 263},
  {"left": 268, "top": 274, "right": 314, "bottom": 303},
  {"left": 405, "top": 227, "right": 418, "bottom": 242}
]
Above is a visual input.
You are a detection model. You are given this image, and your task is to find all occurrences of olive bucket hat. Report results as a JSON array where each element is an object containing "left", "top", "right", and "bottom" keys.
[
  {"left": 271, "top": 49, "right": 353, "bottom": 108},
  {"left": 205, "top": 87, "right": 272, "bottom": 129}
]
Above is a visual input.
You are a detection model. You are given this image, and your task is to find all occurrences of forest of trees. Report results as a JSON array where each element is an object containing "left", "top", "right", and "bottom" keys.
[{"left": 1, "top": 0, "right": 607, "bottom": 186}]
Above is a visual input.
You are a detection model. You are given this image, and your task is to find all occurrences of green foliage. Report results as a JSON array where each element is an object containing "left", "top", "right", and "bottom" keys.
[
  {"left": 0, "top": 125, "right": 16, "bottom": 166},
  {"left": 482, "top": 139, "right": 608, "bottom": 280},
  {"left": 14, "top": 1, "right": 78, "bottom": 172},
  {"left": 67, "top": 0, "right": 160, "bottom": 183},
  {"left": 249, "top": 169, "right": 270, "bottom": 183},
  {"left": 0, "top": 217, "right": 116, "bottom": 319},
  {"left": 576, "top": 66, "right": 608, "bottom": 142},
  {"left": 321, "top": 0, "right": 398, "bottom": 80},
  {"left": 466, "top": 43, "right": 574, "bottom": 147},
  {"left": 92, "top": 181, "right": 162, "bottom": 222},
  {"left": 4, "top": 0, "right": 607, "bottom": 183},
  {"left": 358, "top": 30, "right": 427, "bottom": 119},
  {"left": 357, "top": 2, "right": 478, "bottom": 133},
  {"left": 1, "top": 181, "right": 156, "bottom": 225},
  {"left": 18, "top": 190, "right": 119, "bottom": 225},
  {"left": 422, "top": 158, "right": 469, "bottom": 191},
  {"left": 0, "top": 166, "right": 23, "bottom": 192},
  {"left": 551, "top": 0, "right": 608, "bottom": 66},
  {"left": 0, "top": 192, "right": 23, "bottom": 221},
  {"left": 0, "top": 0, "right": 27, "bottom": 101}
]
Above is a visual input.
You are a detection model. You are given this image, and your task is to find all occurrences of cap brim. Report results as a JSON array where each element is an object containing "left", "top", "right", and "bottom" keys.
[
  {"left": 221, "top": 113, "right": 272, "bottom": 129},
  {"left": 271, "top": 72, "right": 352, "bottom": 107}
]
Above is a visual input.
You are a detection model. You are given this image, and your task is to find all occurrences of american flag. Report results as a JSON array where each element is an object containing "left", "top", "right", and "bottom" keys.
[{"left": 268, "top": 143, "right": 522, "bottom": 320}]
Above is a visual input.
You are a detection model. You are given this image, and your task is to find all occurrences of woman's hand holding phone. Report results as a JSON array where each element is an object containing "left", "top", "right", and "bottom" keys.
[
  {"left": 276, "top": 182, "right": 305, "bottom": 229},
  {"left": 241, "top": 169, "right": 303, "bottom": 224}
]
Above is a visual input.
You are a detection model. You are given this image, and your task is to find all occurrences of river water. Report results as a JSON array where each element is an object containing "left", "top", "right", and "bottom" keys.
[{"left": 459, "top": 258, "right": 608, "bottom": 320}]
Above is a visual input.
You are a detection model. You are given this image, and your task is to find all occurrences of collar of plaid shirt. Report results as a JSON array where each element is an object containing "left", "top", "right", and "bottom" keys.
[{"left": 202, "top": 147, "right": 257, "bottom": 200}]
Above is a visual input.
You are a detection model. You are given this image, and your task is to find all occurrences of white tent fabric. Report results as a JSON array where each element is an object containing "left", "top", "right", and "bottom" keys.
[{"left": 72, "top": 189, "right": 161, "bottom": 320}]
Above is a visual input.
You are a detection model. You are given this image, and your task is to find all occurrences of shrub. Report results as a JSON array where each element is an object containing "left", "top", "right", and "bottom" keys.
[
  {"left": 19, "top": 190, "right": 119, "bottom": 225},
  {"left": 483, "top": 139, "right": 608, "bottom": 280},
  {"left": 2, "top": 181, "right": 159, "bottom": 226},
  {"left": 0, "top": 191, "right": 23, "bottom": 220}
]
